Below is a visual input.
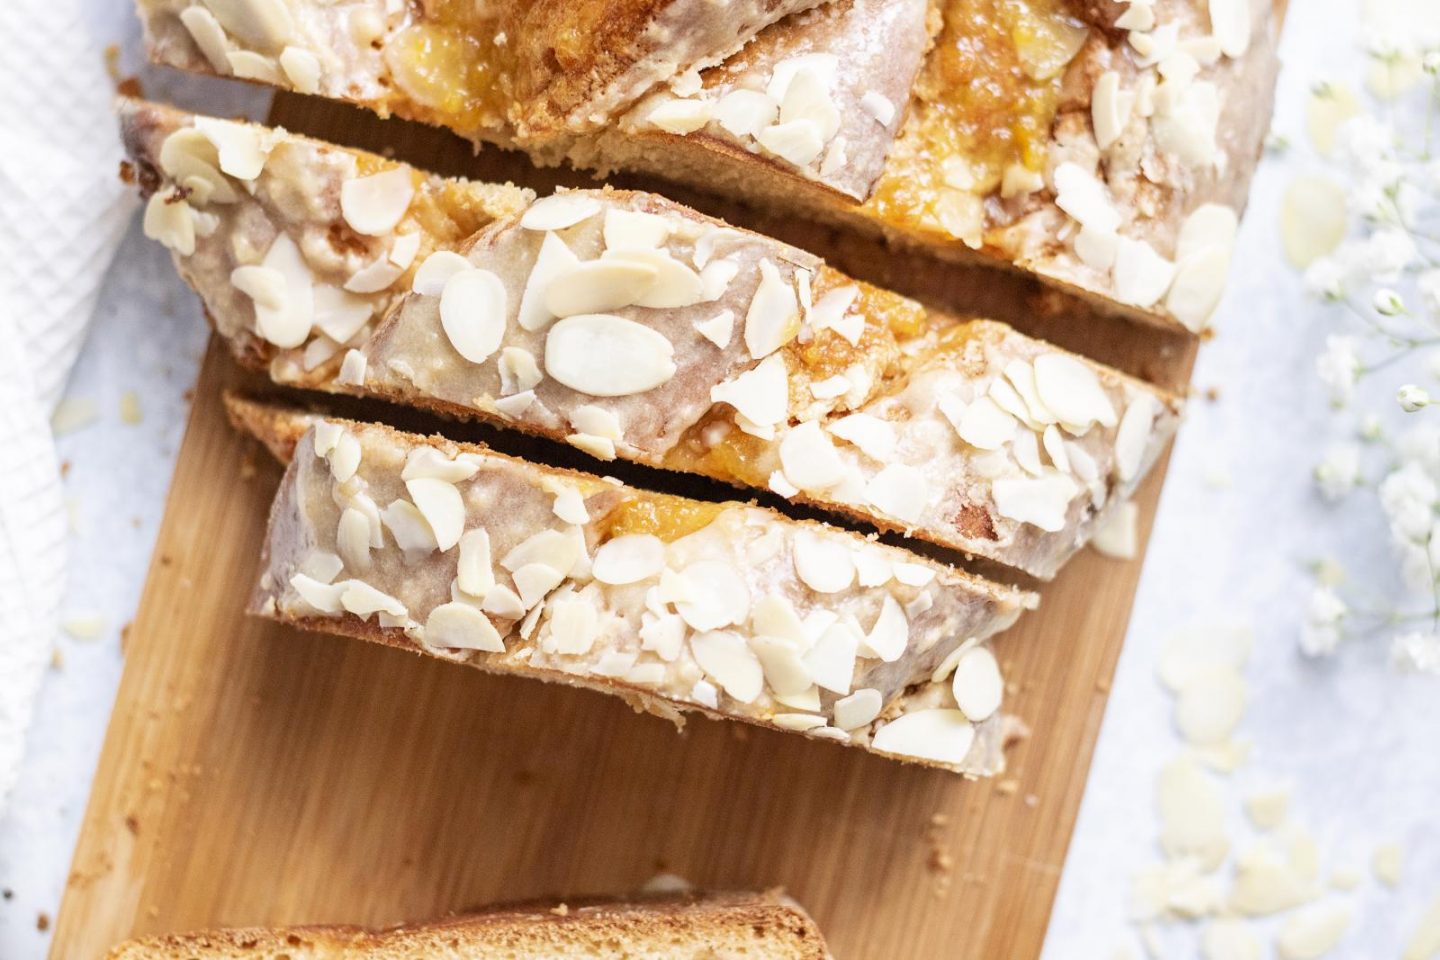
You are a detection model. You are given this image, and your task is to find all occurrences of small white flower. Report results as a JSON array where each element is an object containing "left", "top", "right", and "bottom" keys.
[
  {"left": 1300, "top": 586, "right": 1348, "bottom": 657},
  {"left": 1359, "top": 228, "right": 1418, "bottom": 282},
  {"left": 1336, "top": 115, "right": 1395, "bottom": 175},
  {"left": 1399, "top": 384, "right": 1432, "bottom": 412},
  {"left": 1359, "top": 414, "right": 1386, "bottom": 441},
  {"left": 1303, "top": 255, "right": 1347, "bottom": 301},
  {"left": 1374, "top": 287, "right": 1406, "bottom": 316},
  {"left": 1419, "top": 269, "right": 1440, "bottom": 319},
  {"left": 1379, "top": 461, "right": 1439, "bottom": 543},
  {"left": 1315, "top": 443, "right": 1363, "bottom": 501},
  {"left": 1317, "top": 335, "right": 1363, "bottom": 406},
  {"left": 1390, "top": 630, "right": 1440, "bottom": 673}
]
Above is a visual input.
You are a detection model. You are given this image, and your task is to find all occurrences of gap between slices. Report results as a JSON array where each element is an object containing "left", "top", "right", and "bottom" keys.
[{"left": 230, "top": 395, "right": 1036, "bottom": 775}]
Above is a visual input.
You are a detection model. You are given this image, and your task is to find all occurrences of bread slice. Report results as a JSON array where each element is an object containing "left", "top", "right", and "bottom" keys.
[
  {"left": 106, "top": 889, "right": 831, "bottom": 959},
  {"left": 123, "top": 100, "right": 1180, "bottom": 579},
  {"left": 232, "top": 396, "right": 1035, "bottom": 774},
  {"left": 135, "top": 0, "right": 1279, "bottom": 330}
]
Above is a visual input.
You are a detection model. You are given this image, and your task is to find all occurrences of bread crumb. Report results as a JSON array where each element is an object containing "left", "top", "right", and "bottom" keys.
[
  {"left": 63, "top": 615, "right": 106, "bottom": 641},
  {"left": 36, "top": 912, "right": 49, "bottom": 932},
  {"left": 996, "top": 778, "right": 1020, "bottom": 795},
  {"left": 49, "top": 648, "right": 65, "bottom": 670},
  {"left": 550, "top": 903, "right": 570, "bottom": 916}
]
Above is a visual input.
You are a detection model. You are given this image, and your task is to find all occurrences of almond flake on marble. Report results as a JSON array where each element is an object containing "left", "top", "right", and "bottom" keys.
[
  {"left": 194, "top": 117, "right": 272, "bottom": 180},
  {"left": 647, "top": 97, "right": 714, "bottom": 134},
  {"left": 640, "top": 611, "right": 687, "bottom": 661},
  {"left": 289, "top": 573, "right": 344, "bottom": 614},
  {"left": 690, "top": 630, "right": 765, "bottom": 703},
  {"left": 179, "top": 6, "right": 232, "bottom": 72},
  {"left": 861, "top": 594, "right": 909, "bottom": 662},
  {"left": 1033, "top": 354, "right": 1117, "bottom": 430},
  {"left": 1159, "top": 755, "right": 1230, "bottom": 871},
  {"left": 1244, "top": 788, "right": 1291, "bottom": 831},
  {"left": 340, "top": 167, "right": 414, "bottom": 236},
  {"left": 745, "top": 259, "right": 801, "bottom": 359},
  {"left": 711, "top": 354, "right": 789, "bottom": 427},
  {"left": 424, "top": 602, "right": 505, "bottom": 652},
  {"left": 604, "top": 248, "right": 704, "bottom": 308},
  {"left": 871, "top": 709, "right": 976, "bottom": 766},
  {"left": 456, "top": 528, "right": 495, "bottom": 597},
  {"left": 674, "top": 560, "right": 750, "bottom": 631},
  {"left": 695, "top": 309, "right": 735, "bottom": 349},
  {"left": 1176, "top": 663, "right": 1246, "bottom": 744},
  {"left": 992, "top": 473, "right": 1079, "bottom": 532},
  {"left": 828, "top": 414, "right": 895, "bottom": 462},
  {"left": 339, "top": 579, "right": 407, "bottom": 619},
  {"left": 791, "top": 529, "right": 856, "bottom": 594},
  {"left": 440, "top": 268, "right": 507, "bottom": 363},
  {"left": 520, "top": 194, "right": 601, "bottom": 232},
  {"left": 750, "top": 636, "right": 813, "bottom": 696},
  {"left": 1276, "top": 904, "right": 1352, "bottom": 960},
  {"left": 1091, "top": 501, "right": 1140, "bottom": 559},
  {"left": 1202, "top": 920, "right": 1263, "bottom": 960},
  {"left": 593, "top": 534, "right": 666, "bottom": 585},
  {"left": 757, "top": 119, "right": 825, "bottom": 167},
  {"left": 713, "top": 89, "right": 779, "bottom": 138},
  {"left": 380, "top": 498, "right": 438, "bottom": 557},
  {"left": 1114, "top": 237, "right": 1178, "bottom": 308},
  {"left": 1374, "top": 842, "right": 1403, "bottom": 888},
  {"left": 545, "top": 313, "right": 676, "bottom": 396},
  {"left": 804, "top": 622, "right": 858, "bottom": 694},
  {"left": 833, "top": 688, "right": 882, "bottom": 730},
  {"left": 543, "top": 258, "right": 658, "bottom": 317},
  {"left": 1115, "top": 393, "right": 1160, "bottom": 482},
  {"left": 779, "top": 422, "right": 846, "bottom": 492},
  {"left": 864, "top": 464, "right": 929, "bottom": 526},
  {"left": 412, "top": 250, "right": 473, "bottom": 296}
]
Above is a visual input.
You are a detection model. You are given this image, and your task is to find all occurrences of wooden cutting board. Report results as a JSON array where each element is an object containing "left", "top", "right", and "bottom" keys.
[{"left": 49, "top": 87, "right": 1201, "bottom": 959}]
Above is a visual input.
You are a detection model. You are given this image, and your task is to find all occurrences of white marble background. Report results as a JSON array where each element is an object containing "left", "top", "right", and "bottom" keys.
[{"left": 2, "top": 2, "right": 1437, "bottom": 957}]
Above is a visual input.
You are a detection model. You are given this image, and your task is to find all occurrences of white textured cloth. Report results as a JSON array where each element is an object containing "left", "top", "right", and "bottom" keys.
[{"left": 0, "top": 0, "right": 135, "bottom": 804}]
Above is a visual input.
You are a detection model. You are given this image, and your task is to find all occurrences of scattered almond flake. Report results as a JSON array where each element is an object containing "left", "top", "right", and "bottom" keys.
[
  {"left": 61, "top": 615, "right": 106, "bottom": 641},
  {"left": 711, "top": 354, "right": 789, "bottom": 427},
  {"left": 412, "top": 250, "right": 474, "bottom": 297},
  {"left": 1305, "top": 83, "right": 1361, "bottom": 155},
  {"left": 521, "top": 194, "right": 602, "bottom": 232},
  {"left": 1175, "top": 663, "right": 1246, "bottom": 745},
  {"left": 745, "top": 259, "right": 801, "bottom": 359},
  {"left": 779, "top": 421, "right": 846, "bottom": 492},
  {"left": 1276, "top": 902, "right": 1352, "bottom": 960},
  {"left": 992, "top": 473, "right": 1079, "bottom": 532},
  {"left": 336, "top": 349, "right": 367, "bottom": 386},
  {"left": 871, "top": 709, "right": 975, "bottom": 766},
  {"left": 791, "top": 529, "right": 855, "bottom": 594},
  {"left": 567, "top": 432, "right": 616, "bottom": 461},
  {"left": 498, "top": 347, "right": 543, "bottom": 395},
  {"left": 179, "top": 6, "right": 231, "bottom": 72},
  {"left": 713, "top": 89, "right": 779, "bottom": 138},
  {"left": 1280, "top": 175, "right": 1348, "bottom": 268},
  {"left": 516, "top": 232, "right": 581, "bottom": 332},
  {"left": 1229, "top": 841, "right": 1317, "bottom": 915},
  {"left": 808, "top": 374, "right": 850, "bottom": 400},
  {"left": 768, "top": 469, "right": 799, "bottom": 498},
  {"left": 951, "top": 647, "right": 1003, "bottom": 722},
  {"left": 1328, "top": 865, "right": 1362, "bottom": 892},
  {"left": 340, "top": 167, "right": 414, "bottom": 236},
  {"left": 544, "top": 258, "right": 658, "bottom": 317},
  {"left": 953, "top": 395, "right": 1017, "bottom": 450},
  {"left": 690, "top": 629, "right": 764, "bottom": 702},
  {"left": 647, "top": 97, "right": 714, "bottom": 134},
  {"left": 803, "top": 623, "right": 858, "bottom": 695},
  {"left": 1113, "top": 237, "right": 1178, "bottom": 309},
  {"left": 336, "top": 507, "right": 373, "bottom": 573},
  {"left": 1157, "top": 755, "right": 1229, "bottom": 871},
  {"left": 861, "top": 594, "right": 909, "bottom": 662},
  {"left": 1195, "top": 738, "right": 1252, "bottom": 774},
  {"left": 859, "top": 90, "right": 896, "bottom": 126},
  {"left": 279, "top": 45, "right": 321, "bottom": 93},
  {"left": 405, "top": 478, "right": 465, "bottom": 551},
  {"left": 380, "top": 498, "right": 437, "bottom": 557},
  {"left": 751, "top": 636, "right": 813, "bottom": 696},
  {"left": 424, "top": 602, "right": 505, "bottom": 652},
  {"left": 570, "top": 405, "right": 623, "bottom": 442},
  {"left": 481, "top": 584, "right": 526, "bottom": 619},
  {"left": 603, "top": 208, "right": 672, "bottom": 252},
  {"left": 547, "top": 484, "right": 589, "bottom": 526},
  {"left": 1202, "top": 918, "right": 1262, "bottom": 960},
  {"left": 593, "top": 534, "right": 665, "bottom": 585},
  {"left": 694, "top": 309, "right": 734, "bottom": 348},
  {"left": 51, "top": 397, "right": 98, "bottom": 436},
  {"left": 1373, "top": 841, "right": 1403, "bottom": 888},
  {"left": 1404, "top": 895, "right": 1440, "bottom": 960},
  {"left": 674, "top": 560, "right": 750, "bottom": 632},
  {"left": 193, "top": 116, "right": 272, "bottom": 180},
  {"left": 545, "top": 313, "right": 676, "bottom": 397},
  {"left": 829, "top": 688, "right": 881, "bottom": 732},
  {"left": 339, "top": 580, "right": 407, "bottom": 620},
  {"left": 1091, "top": 502, "right": 1140, "bottom": 559},
  {"left": 1093, "top": 71, "right": 1135, "bottom": 150},
  {"left": 864, "top": 464, "right": 929, "bottom": 526},
  {"left": 1054, "top": 162, "right": 1121, "bottom": 234},
  {"left": 1244, "top": 788, "right": 1290, "bottom": 831},
  {"left": 401, "top": 448, "right": 478, "bottom": 484},
  {"left": 757, "top": 119, "right": 825, "bottom": 167},
  {"left": 1158, "top": 623, "right": 1252, "bottom": 692}
]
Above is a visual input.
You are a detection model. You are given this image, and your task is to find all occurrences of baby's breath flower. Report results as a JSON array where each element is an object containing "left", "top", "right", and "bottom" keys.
[
  {"left": 1390, "top": 630, "right": 1440, "bottom": 673},
  {"left": 1398, "top": 384, "right": 1431, "bottom": 412},
  {"left": 1300, "top": 586, "right": 1348, "bottom": 657},
  {"left": 1315, "top": 443, "right": 1362, "bottom": 501},
  {"left": 1316, "top": 335, "right": 1363, "bottom": 406},
  {"left": 1359, "top": 414, "right": 1386, "bottom": 441},
  {"left": 1374, "top": 288, "right": 1406, "bottom": 316},
  {"left": 1303, "top": 256, "right": 1347, "bottom": 301}
]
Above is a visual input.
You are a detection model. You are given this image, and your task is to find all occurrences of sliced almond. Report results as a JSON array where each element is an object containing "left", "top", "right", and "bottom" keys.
[
  {"left": 955, "top": 395, "right": 1018, "bottom": 450},
  {"left": 404, "top": 478, "right": 465, "bottom": 551},
  {"left": 713, "top": 89, "right": 778, "bottom": 138},
  {"left": 143, "top": 192, "right": 196, "bottom": 257},
  {"left": 690, "top": 630, "right": 765, "bottom": 703},
  {"left": 779, "top": 67, "right": 840, "bottom": 140},
  {"left": 336, "top": 507, "right": 372, "bottom": 573},
  {"left": 340, "top": 167, "right": 414, "bottom": 237},
  {"left": 1113, "top": 237, "right": 1178, "bottom": 308},
  {"left": 695, "top": 309, "right": 735, "bottom": 348},
  {"left": 289, "top": 573, "right": 344, "bottom": 614},
  {"left": 439, "top": 268, "right": 508, "bottom": 364},
  {"left": 251, "top": 232, "right": 314, "bottom": 348},
  {"left": 593, "top": 534, "right": 666, "bottom": 585},
  {"left": 757, "top": 119, "right": 825, "bottom": 167},
  {"left": 646, "top": 97, "right": 713, "bottom": 134},
  {"left": 871, "top": 709, "right": 975, "bottom": 765},
  {"left": 828, "top": 414, "right": 895, "bottom": 462},
  {"left": 425, "top": 602, "right": 505, "bottom": 652},
  {"left": 339, "top": 579, "right": 407, "bottom": 619},
  {"left": 779, "top": 422, "right": 846, "bottom": 492},
  {"left": 992, "top": 473, "right": 1078, "bottom": 532},
  {"left": 279, "top": 45, "right": 321, "bottom": 93},
  {"left": 711, "top": 354, "right": 788, "bottom": 427},
  {"left": 516, "top": 231, "right": 580, "bottom": 332},
  {"left": 456, "top": 528, "right": 495, "bottom": 596},
  {"left": 520, "top": 193, "right": 601, "bottom": 232},
  {"left": 179, "top": 6, "right": 232, "bottom": 73},
  {"left": 744, "top": 259, "right": 801, "bottom": 359},
  {"left": 194, "top": 116, "right": 272, "bottom": 180},
  {"left": 864, "top": 464, "right": 929, "bottom": 526},
  {"left": 674, "top": 560, "right": 750, "bottom": 631},
  {"left": 226, "top": 50, "right": 282, "bottom": 84},
  {"left": 861, "top": 594, "right": 909, "bottom": 662},
  {"left": 1276, "top": 903, "right": 1352, "bottom": 960},
  {"left": 543, "top": 258, "right": 657, "bottom": 317},
  {"left": 1115, "top": 393, "right": 1160, "bottom": 482},
  {"left": 860, "top": 90, "right": 896, "bottom": 127},
  {"left": 412, "top": 250, "right": 473, "bottom": 296},
  {"left": 804, "top": 622, "right": 859, "bottom": 694},
  {"left": 750, "top": 636, "right": 813, "bottom": 696},
  {"left": 604, "top": 248, "right": 705, "bottom": 308},
  {"left": 200, "top": 0, "right": 295, "bottom": 51},
  {"left": 1033, "top": 353, "right": 1117, "bottom": 430},
  {"left": 833, "top": 688, "right": 882, "bottom": 730},
  {"left": 602, "top": 208, "right": 673, "bottom": 252},
  {"left": 792, "top": 529, "right": 856, "bottom": 594},
  {"left": 544, "top": 313, "right": 676, "bottom": 397}
]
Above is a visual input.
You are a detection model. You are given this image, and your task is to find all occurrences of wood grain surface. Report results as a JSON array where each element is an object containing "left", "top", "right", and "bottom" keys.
[{"left": 50, "top": 83, "right": 1205, "bottom": 958}]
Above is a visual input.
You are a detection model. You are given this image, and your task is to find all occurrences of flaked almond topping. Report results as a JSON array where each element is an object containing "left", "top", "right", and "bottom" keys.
[
  {"left": 871, "top": 709, "right": 976, "bottom": 766},
  {"left": 864, "top": 464, "right": 929, "bottom": 526},
  {"left": 336, "top": 349, "right": 367, "bottom": 386},
  {"left": 1041, "top": 424, "right": 1071, "bottom": 473},
  {"left": 327, "top": 430, "right": 361, "bottom": 483},
  {"left": 646, "top": 97, "right": 714, "bottom": 134},
  {"left": 481, "top": 583, "right": 526, "bottom": 619},
  {"left": 201, "top": 0, "right": 295, "bottom": 51},
  {"left": 1115, "top": 393, "right": 1160, "bottom": 482},
  {"left": 439, "top": 268, "right": 507, "bottom": 364},
  {"left": 1113, "top": 237, "right": 1177, "bottom": 308},
  {"left": 952, "top": 646, "right": 1003, "bottom": 722},
  {"left": 494, "top": 390, "right": 536, "bottom": 419},
  {"left": 711, "top": 354, "right": 788, "bottom": 427},
  {"left": 570, "top": 405, "right": 623, "bottom": 442},
  {"left": 833, "top": 688, "right": 882, "bottom": 730},
  {"left": 751, "top": 595, "right": 806, "bottom": 643},
  {"left": 402, "top": 446, "right": 478, "bottom": 483},
  {"left": 412, "top": 250, "right": 473, "bottom": 297},
  {"left": 1167, "top": 246, "right": 1231, "bottom": 332},
  {"left": 745, "top": 259, "right": 800, "bottom": 359},
  {"left": 1179, "top": 204, "right": 1240, "bottom": 260},
  {"left": 279, "top": 45, "right": 321, "bottom": 94},
  {"left": 290, "top": 573, "right": 344, "bottom": 614},
  {"left": 699, "top": 258, "right": 739, "bottom": 302},
  {"left": 772, "top": 714, "right": 828, "bottom": 732},
  {"left": 498, "top": 346, "right": 543, "bottom": 395},
  {"left": 804, "top": 622, "right": 859, "bottom": 695},
  {"left": 381, "top": 498, "right": 438, "bottom": 557},
  {"left": 544, "top": 313, "right": 676, "bottom": 397},
  {"left": 230, "top": 264, "right": 286, "bottom": 311},
  {"left": 1115, "top": 0, "right": 1155, "bottom": 30},
  {"left": 457, "top": 528, "right": 496, "bottom": 597},
  {"left": 774, "top": 687, "right": 822, "bottom": 713},
  {"left": 859, "top": 91, "right": 896, "bottom": 127},
  {"left": 339, "top": 579, "right": 407, "bottom": 620},
  {"left": 767, "top": 53, "right": 839, "bottom": 103},
  {"left": 1003, "top": 360, "right": 1057, "bottom": 425},
  {"left": 336, "top": 507, "right": 373, "bottom": 572},
  {"left": 713, "top": 89, "right": 778, "bottom": 138},
  {"left": 593, "top": 534, "right": 666, "bottom": 585},
  {"left": 545, "top": 594, "right": 600, "bottom": 654},
  {"left": 1001, "top": 164, "right": 1045, "bottom": 199},
  {"left": 757, "top": 120, "right": 824, "bottom": 167},
  {"left": 820, "top": 137, "right": 847, "bottom": 177},
  {"left": 1032, "top": 354, "right": 1117, "bottom": 431},
  {"left": 852, "top": 550, "right": 892, "bottom": 588},
  {"left": 179, "top": 6, "right": 232, "bottom": 74},
  {"left": 862, "top": 594, "right": 909, "bottom": 662},
  {"left": 1053, "top": 162, "right": 1121, "bottom": 235},
  {"left": 501, "top": 528, "right": 581, "bottom": 576},
  {"left": 425, "top": 602, "right": 505, "bottom": 652},
  {"left": 779, "top": 67, "right": 840, "bottom": 141},
  {"left": 604, "top": 249, "right": 704, "bottom": 308},
  {"left": 694, "top": 309, "right": 734, "bottom": 349},
  {"left": 954, "top": 395, "right": 1018, "bottom": 450},
  {"left": 143, "top": 192, "right": 196, "bottom": 257},
  {"left": 312, "top": 421, "right": 342, "bottom": 457},
  {"left": 892, "top": 563, "right": 935, "bottom": 588},
  {"left": 792, "top": 530, "right": 856, "bottom": 594},
  {"left": 312, "top": 284, "right": 370, "bottom": 345},
  {"left": 340, "top": 168, "right": 414, "bottom": 237},
  {"left": 159, "top": 128, "right": 238, "bottom": 206},
  {"left": 750, "top": 636, "right": 813, "bottom": 696},
  {"left": 690, "top": 630, "right": 764, "bottom": 703},
  {"left": 512, "top": 563, "right": 565, "bottom": 609},
  {"left": 194, "top": 117, "right": 272, "bottom": 180},
  {"left": 991, "top": 473, "right": 1079, "bottom": 532},
  {"left": 520, "top": 193, "right": 601, "bottom": 232},
  {"left": 674, "top": 560, "right": 750, "bottom": 632},
  {"left": 298, "top": 549, "right": 343, "bottom": 583},
  {"left": 517, "top": 231, "right": 580, "bottom": 331},
  {"left": 639, "top": 611, "right": 686, "bottom": 661},
  {"left": 1013, "top": 428, "right": 1043, "bottom": 476},
  {"left": 779, "top": 421, "right": 846, "bottom": 492},
  {"left": 602, "top": 208, "right": 673, "bottom": 252},
  {"left": 226, "top": 50, "right": 282, "bottom": 84},
  {"left": 543, "top": 258, "right": 658, "bottom": 316},
  {"left": 1207, "top": 0, "right": 1251, "bottom": 57},
  {"left": 345, "top": 232, "right": 420, "bottom": 293},
  {"left": 1092, "top": 71, "right": 1134, "bottom": 151},
  {"left": 807, "top": 285, "right": 861, "bottom": 342},
  {"left": 567, "top": 433, "right": 617, "bottom": 460}
]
